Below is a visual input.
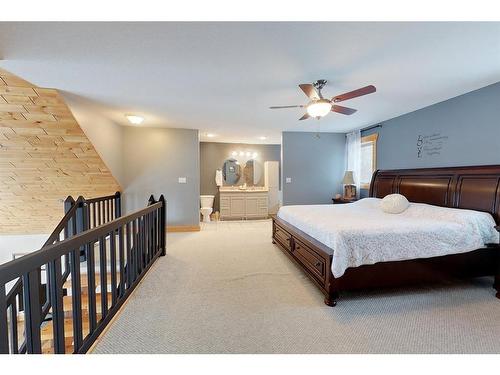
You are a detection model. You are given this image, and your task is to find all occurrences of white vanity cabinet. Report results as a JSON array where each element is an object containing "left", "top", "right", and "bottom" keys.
[{"left": 219, "top": 190, "right": 268, "bottom": 220}]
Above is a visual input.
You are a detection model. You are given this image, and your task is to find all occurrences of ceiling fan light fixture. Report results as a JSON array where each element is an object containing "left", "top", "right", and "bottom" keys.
[{"left": 306, "top": 100, "right": 332, "bottom": 118}]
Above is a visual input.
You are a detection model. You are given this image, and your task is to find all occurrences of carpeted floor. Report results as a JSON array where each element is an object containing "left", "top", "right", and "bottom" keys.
[{"left": 92, "top": 220, "right": 500, "bottom": 354}]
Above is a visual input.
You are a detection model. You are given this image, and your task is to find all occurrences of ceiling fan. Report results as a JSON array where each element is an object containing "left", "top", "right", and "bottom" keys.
[{"left": 270, "top": 80, "right": 376, "bottom": 120}]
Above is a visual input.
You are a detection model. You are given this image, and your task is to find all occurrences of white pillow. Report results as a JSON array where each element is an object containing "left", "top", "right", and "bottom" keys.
[{"left": 381, "top": 194, "right": 409, "bottom": 214}]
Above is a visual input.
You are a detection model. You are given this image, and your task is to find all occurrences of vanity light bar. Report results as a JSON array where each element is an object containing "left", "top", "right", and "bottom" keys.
[{"left": 230, "top": 151, "right": 259, "bottom": 158}]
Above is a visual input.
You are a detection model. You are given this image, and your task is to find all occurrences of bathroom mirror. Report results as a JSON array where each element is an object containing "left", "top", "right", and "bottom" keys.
[
  {"left": 244, "top": 159, "right": 262, "bottom": 186},
  {"left": 222, "top": 158, "right": 241, "bottom": 185}
]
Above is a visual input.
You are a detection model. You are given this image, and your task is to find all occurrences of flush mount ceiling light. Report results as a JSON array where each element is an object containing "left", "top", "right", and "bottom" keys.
[
  {"left": 259, "top": 136, "right": 267, "bottom": 140},
  {"left": 125, "top": 115, "right": 144, "bottom": 125},
  {"left": 206, "top": 133, "right": 216, "bottom": 138},
  {"left": 306, "top": 99, "right": 332, "bottom": 118}
]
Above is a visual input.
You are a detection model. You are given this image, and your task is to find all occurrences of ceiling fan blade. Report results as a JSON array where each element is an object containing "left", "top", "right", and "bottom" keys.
[
  {"left": 332, "top": 105, "right": 357, "bottom": 115},
  {"left": 299, "top": 113, "right": 310, "bottom": 120},
  {"left": 332, "top": 85, "right": 376, "bottom": 102},
  {"left": 269, "top": 105, "right": 304, "bottom": 109},
  {"left": 299, "top": 84, "right": 320, "bottom": 100}
]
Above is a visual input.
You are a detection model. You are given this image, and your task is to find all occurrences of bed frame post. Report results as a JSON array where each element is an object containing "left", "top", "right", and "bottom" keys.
[
  {"left": 495, "top": 226, "right": 500, "bottom": 299},
  {"left": 494, "top": 277, "right": 500, "bottom": 299},
  {"left": 324, "top": 292, "right": 339, "bottom": 307}
]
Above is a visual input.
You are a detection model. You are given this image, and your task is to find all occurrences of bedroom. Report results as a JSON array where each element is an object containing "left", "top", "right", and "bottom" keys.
[{"left": 0, "top": 1, "right": 500, "bottom": 373}]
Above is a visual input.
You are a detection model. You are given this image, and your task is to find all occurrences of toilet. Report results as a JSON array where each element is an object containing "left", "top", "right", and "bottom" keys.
[{"left": 200, "top": 195, "right": 215, "bottom": 222}]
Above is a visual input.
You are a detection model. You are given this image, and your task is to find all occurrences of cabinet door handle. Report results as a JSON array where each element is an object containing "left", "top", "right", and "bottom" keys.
[{"left": 315, "top": 261, "right": 321, "bottom": 267}]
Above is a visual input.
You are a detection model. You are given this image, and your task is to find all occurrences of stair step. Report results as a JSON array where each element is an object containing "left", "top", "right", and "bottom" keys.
[
  {"left": 63, "top": 293, "right": 113, "bottom": 311},
  {"left": 14, "top": 271, "right": 120, "bottom": 354},
  {"left": 63, "top": 272, "right": 118, "bottom": 289},
  {"left": 15, "top": 289, "right": 114, "bottom": 322}
]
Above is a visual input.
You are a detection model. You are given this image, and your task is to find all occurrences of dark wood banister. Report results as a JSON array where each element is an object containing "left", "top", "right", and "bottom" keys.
[
  {"left": 4, "top": 193, "right": 120, "bottom": 307},
  {"left": 1, "top": 192, "right": 122, "bottom": 354},
  {"left": 0, "top": 192, "right": 165, "bottom": 354},
  {"left": 0, "top": 201, "right": 163, "bottom": 284}
]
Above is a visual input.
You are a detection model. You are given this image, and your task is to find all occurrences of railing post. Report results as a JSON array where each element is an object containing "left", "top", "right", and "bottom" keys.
[
  {"left": 148, "top": 195, "right": 155, "bottom": 205},
  {"left": 75, "top": 197, "right": 85, "bottom": 234},
  {"left": 64, "top": 196, "right": 76, "bottom": 239},
  {"left": 115, "top": 191, "right": 122, "bottom": 218},
  {"left": 64, "top": 196, "right": 75, "bottom": 214},
  {"left": 159, "top": 195, "right": 166, "bottom": 256},
  {"left": 76, "top": 197, "right": 86, "bottom": 261},
  {"left": 23, "top": 270, "right": 42, "bottom": 354},
  {"left": 47, "top": 259, "right": 65, "bottom": 354},
  {"left": 70, "top": 247, "right": 83, "bottom": 352},
  {"left": 0, "top": 284, "right": 9, "bottom": 354}
]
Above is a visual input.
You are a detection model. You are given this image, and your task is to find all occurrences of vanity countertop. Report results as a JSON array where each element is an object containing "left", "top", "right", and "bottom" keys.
[{"left": 219, "top": 187, "right": 268, "bottom": 193}]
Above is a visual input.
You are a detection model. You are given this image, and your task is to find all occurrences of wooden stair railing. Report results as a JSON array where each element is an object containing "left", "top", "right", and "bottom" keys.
[
  {"left": 0, "top": 194, "right": 166, "bottom": 354},
  {"left": 1, "top": 192, "right": 121, "bottom": 353}
]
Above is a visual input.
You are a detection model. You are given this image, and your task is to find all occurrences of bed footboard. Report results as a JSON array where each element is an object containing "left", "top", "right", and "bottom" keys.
[{"left": 272, "top": 215, "right": 500, "bottom": 306}]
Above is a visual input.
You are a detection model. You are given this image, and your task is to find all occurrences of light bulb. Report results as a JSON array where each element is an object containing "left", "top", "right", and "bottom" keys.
[
  {"left": 125, "top": 115, "right": 144, "bottom": 125},
  {"left": 306, "top": 99, "right": 332, "bottom": 118}
]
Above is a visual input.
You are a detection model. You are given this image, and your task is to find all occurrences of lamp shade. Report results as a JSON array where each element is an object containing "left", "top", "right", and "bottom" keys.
[
  {"left": 306, "top": 99, "right": 332, "bottom": 118},
  {"left": 342, "top": 171, "right": 355, "bottom": 185}
]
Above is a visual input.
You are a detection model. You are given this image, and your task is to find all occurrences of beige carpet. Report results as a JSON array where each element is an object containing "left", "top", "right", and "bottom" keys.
[{"left": 92, "top": 220, "right": 500, "bottom": 354}]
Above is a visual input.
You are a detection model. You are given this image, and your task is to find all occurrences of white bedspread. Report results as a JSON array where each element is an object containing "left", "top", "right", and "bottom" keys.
[{"left": 277, "top": 198, "right": 498, "bottom": 278}]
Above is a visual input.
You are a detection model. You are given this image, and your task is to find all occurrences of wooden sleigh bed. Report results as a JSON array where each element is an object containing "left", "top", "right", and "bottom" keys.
[{"left": 271, "top": 165, "right": 500, "bottom": 306}]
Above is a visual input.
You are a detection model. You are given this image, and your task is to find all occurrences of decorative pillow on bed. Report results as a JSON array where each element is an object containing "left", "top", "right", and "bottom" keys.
[{"left": 381, "top": 194, "right": 409, "bottom": 214}]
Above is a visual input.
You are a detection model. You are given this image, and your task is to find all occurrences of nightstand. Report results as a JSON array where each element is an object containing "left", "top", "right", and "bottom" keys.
[{"left": 332, "top": 198, "right": 357, "bottom": 204}]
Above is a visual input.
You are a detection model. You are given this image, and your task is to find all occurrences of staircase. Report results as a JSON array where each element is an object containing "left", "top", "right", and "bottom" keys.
[
  {"left": 40, "top": 272, "right": 114, "bottom": 353},
  {"left": 7, "top": 268, "right": 118, "bottom": 354},
  {"left": 0, "top": 193, "right": 166, "bottom": 354}
]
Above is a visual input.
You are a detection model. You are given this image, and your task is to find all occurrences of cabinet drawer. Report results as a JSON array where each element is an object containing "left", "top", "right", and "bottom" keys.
[
  {"left": 293, "top": 239, "right": 326, "bottom": 282},
  {"left": 220, "top": 197, "right": 230, "bottom": 208},
  {"left": 257, "top": 207, "right": 268, "bottom": 216},
  {"left": 257, "top": 197, "right": 268, "bottom": 207},
  {"left": 230, "top": 197, "right": 246, "bottom": 216},
  {"left": 274, "top": 224, "right": 292, "bottom": 251}
]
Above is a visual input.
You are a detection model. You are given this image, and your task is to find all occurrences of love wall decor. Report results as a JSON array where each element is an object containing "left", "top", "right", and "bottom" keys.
[{"left": 417, "top": 133, "right": 449, "bottom": 158}]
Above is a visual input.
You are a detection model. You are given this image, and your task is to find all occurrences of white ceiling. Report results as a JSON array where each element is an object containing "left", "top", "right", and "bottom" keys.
[{"left": 1, "top": 22, "right": 499, "bottom": 144}]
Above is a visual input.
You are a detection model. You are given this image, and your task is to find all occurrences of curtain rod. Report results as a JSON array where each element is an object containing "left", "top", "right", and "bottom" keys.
[
  {"left": 360, "top": 124, "right": 382, "bottom": 132},
  {"left": 345, "top": 123, "right": 382, "bottom": 136}
]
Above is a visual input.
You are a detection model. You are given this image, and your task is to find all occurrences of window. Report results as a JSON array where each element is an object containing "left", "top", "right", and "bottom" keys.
[{"left": 360, "top": 133, "right": 378, "bottom": 189}]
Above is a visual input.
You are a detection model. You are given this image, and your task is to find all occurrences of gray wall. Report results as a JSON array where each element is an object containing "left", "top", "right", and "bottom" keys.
[
  {"left": 200, "top": 141, "right": 281, "bottom": 195},
  {"left": 282, "top": 132, "right": 345, "bottom": 205},
  {"left": 64, "top": 92, "right": 126, "bottom": 186},
  {"left": 122, "top": 127, "right": 200, "bottom": 226},
  {"left": 360, "top": 81, "right": 500, "bottom": 197}
]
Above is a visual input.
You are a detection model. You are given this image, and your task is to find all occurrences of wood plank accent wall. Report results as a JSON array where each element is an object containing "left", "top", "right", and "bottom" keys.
[{"left": 0, "top": 68, "right": 121, "bottom": 234}]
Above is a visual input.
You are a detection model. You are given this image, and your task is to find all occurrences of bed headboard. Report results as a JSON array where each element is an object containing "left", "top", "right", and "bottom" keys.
[{"left": 369, "top": 165, "right": 500, "bottom": 224}]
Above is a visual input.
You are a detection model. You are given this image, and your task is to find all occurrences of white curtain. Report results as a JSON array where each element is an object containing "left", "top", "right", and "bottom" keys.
[{"left": 346, "top": 130, "right": 361, "bottom": 198}]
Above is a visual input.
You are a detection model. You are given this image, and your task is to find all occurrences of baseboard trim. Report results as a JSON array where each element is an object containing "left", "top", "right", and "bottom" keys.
[{"left": 167, "top": 225, "right": 200, "bottom": 232}]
